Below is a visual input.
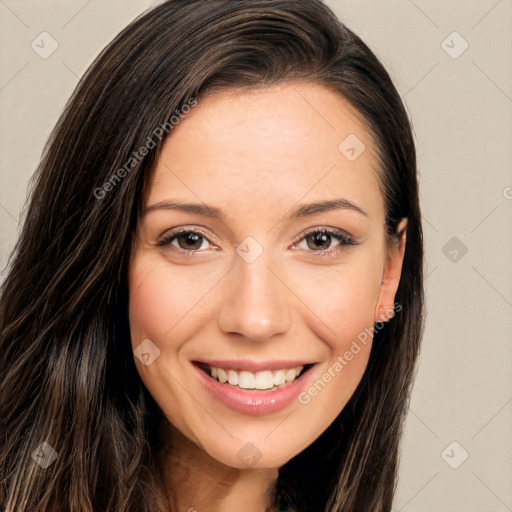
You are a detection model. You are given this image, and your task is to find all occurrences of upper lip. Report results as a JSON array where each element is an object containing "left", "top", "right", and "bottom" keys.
[{"left": 193, "top": 359, "right": 316, "bottom": 372}]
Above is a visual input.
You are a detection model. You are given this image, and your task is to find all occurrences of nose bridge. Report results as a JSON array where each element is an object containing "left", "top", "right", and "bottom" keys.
[{"left": 216, "top": 242, "right": 292, "bottom": 342}]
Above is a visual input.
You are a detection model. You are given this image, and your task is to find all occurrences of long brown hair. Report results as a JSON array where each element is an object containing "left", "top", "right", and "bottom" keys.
[{"left": 0, "top": 1, "right": 424, "bottom": 510}]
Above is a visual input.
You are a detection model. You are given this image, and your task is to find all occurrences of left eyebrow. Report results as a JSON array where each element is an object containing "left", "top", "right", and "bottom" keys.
[{"left": 287, "top": 198, "right": 369, "bottom": 219}]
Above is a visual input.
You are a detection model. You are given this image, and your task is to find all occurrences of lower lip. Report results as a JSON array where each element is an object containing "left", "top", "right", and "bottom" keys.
[{"left": 193, "top": 364, "right": 316, "bottom": 416}]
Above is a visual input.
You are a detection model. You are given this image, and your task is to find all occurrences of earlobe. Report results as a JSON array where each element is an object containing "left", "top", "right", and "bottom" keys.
[{"left": 374, "top": 218, "right": 407, "bottom": 323}]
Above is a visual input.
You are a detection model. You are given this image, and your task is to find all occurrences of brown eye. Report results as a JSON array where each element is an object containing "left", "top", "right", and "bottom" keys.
[
  {"left": 305, "top": 231, "right": 334, "bottom": 251},
  {"left": 175, "top": 232, "right": 205, "bottom": 250},
  {"left": 291, "top": 227, "right": 357, "bottom": 256},
  {"left": 156, "top": 229, "right": 215, "bottom": 253}
]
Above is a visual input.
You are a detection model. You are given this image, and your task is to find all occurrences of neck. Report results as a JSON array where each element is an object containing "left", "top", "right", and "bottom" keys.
[{"left": 158, "top": 422, "right": 278, "bottom": 512}]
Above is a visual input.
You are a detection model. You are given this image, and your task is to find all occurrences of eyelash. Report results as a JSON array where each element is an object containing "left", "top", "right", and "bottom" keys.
[
  {"left": 291, "top": 227, "right": 357, "bottom": 256},
  {"left": 155, "top": 226, "right": 357, "bottom": 257}
]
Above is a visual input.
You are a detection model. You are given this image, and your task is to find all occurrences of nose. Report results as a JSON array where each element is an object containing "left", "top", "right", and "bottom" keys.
[{"left": 216, "top": 251, "right": 292, "bottom": 343}]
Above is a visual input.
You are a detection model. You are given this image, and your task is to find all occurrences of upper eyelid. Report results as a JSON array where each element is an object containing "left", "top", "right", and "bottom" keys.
[
  {"left": 159, "top": 226, "right": 219, "bottom": 243},
  {"left": 291, "top": 226, "right": 354, "bottom": 244}
]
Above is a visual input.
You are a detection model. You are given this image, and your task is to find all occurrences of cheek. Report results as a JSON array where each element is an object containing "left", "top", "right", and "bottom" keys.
[
  {"left": 288, "top": 253, "right": 382, "bottom": 348},
  {"left": 127, "top": 256, "right": 207, "bottom": 433},
  {"left": 127, "top": 255, "right": 217, "bottom": 345},
  {"left": 127, "top": 257, "right": 199, "bottom": 399},
  {"left": 287, "top": 255, "right": 381, "bottom": 414},
  {"left": 127, "top": 254, "right": 228, "bottom": 416}
]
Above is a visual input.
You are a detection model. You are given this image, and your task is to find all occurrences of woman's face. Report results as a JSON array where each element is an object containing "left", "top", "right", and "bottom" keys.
[{"left": 128, "top": 82, "right": 405, "bottom": 469}]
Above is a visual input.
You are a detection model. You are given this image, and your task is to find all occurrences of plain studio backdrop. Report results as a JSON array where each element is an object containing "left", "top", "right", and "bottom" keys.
[{"left": 0, "top": 1, "right": 511, "bottom": 511}]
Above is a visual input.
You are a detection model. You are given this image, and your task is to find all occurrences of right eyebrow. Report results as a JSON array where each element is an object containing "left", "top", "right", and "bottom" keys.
[{"left": 143, "top": 200, "right": 225, "bottom": 219}]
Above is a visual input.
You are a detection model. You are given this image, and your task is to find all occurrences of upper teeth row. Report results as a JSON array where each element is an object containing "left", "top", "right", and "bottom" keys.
[{"left": 210, "top": 366, "right": 304, "bottom": 390}]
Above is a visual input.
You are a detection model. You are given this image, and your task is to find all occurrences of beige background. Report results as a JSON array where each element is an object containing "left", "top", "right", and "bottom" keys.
[{"left": 1, "top": 1, "right": 511, "bottom": 510}]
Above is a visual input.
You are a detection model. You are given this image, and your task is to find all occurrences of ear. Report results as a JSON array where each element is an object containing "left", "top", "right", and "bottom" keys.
[{"left": 374, "top": 218, "right": 407, "bottom": 323}]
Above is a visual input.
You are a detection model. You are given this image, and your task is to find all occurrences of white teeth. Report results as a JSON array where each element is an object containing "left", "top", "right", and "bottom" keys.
[
  {"left": 206, "top": 364, "right": 306, "bottom": 390},
  {"left": 217, "top": 368, "right": 228, "bottom": 383},
  {"left": 238, "top": 371, "right": 255, "bottom": 389},
  {"left": 273, "top": 370, "right": 285, "bottom": 387},
  {"left": 227, "top": 369, "right": 238, "bottom": 386},
  {"left": 255, "top": 370, "right": 273, "bottom": 390},
  {"left": 285, "top": 369, "right": 296, "bottom": 382}
]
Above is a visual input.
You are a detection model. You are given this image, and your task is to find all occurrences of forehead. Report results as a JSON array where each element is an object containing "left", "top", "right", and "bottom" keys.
[{"left": 146, "top": 82, "right": 384, "bottom": 222}]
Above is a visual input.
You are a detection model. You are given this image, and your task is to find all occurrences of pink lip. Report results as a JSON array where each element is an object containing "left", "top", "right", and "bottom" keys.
[
  {"left": 193, "top": 359, "right": 313, "bottom": 372},
  {"left": 193, "top": 362, "right": 316, "bottom": 416}
]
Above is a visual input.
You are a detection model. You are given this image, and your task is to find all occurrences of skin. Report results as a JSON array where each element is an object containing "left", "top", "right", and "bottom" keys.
[{"left": 128, "top": 81, "right": 406, "bottom": 512}]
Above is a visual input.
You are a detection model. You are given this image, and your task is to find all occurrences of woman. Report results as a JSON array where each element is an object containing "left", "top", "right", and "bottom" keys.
[{"left": 0, "top": 1, "right": 424, "bottom": 510}]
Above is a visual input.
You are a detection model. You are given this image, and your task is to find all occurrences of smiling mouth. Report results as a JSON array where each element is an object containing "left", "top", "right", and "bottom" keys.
[{"left": 196, "top": 362, "right": 315, "bottom": 391}]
